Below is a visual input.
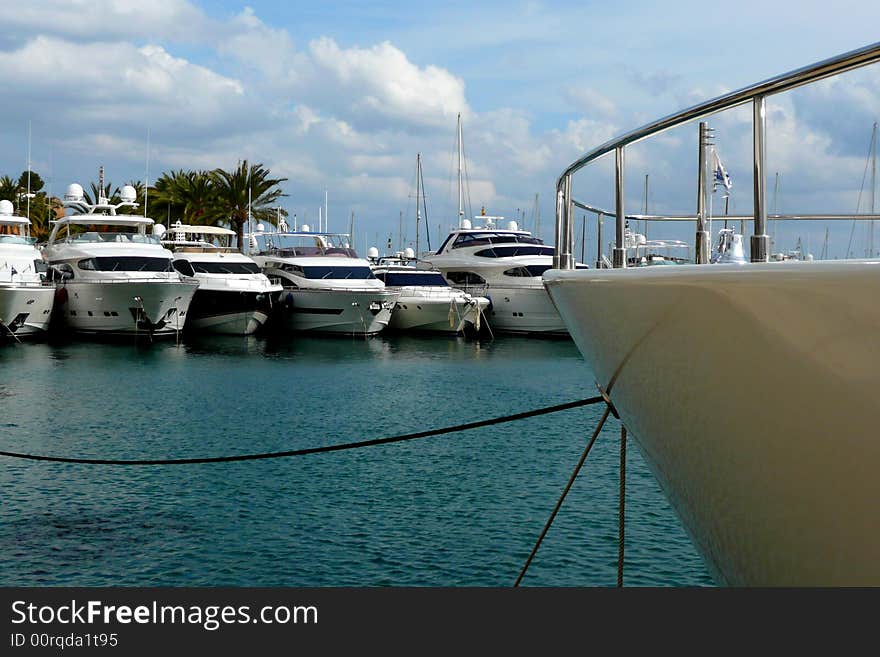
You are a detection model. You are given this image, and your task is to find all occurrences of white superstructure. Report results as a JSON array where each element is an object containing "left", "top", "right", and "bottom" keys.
[
  {"left": 0, "top": 200, "right": 54, "bottom": 339},
  {"left": 43, "top": 182, "right": 197, "bottom": 337}
]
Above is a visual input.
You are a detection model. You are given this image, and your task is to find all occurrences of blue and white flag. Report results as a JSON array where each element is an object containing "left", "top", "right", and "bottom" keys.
[{"left": 712, "top": 149, "right": 732, "bottom": 195}]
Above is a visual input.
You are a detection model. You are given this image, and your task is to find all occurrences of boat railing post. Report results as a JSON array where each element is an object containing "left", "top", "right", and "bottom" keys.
[
  {"left": 596, "top": 212, "right": 604, "bottom": 269},
  {"left": 613, "top": 146, "right": 627, "bottom": 268},
  {"left": 553, "top": 182, "right": 565, "bottom": 269},
  {"left": 561, "top": 174, "right": 574, "bottom": 269},
  {"left": 751, "top": 95, "right": 770, "bottom": 262},
  {"left": 695, "top": 122, "right": 710, "bottom": 264}
]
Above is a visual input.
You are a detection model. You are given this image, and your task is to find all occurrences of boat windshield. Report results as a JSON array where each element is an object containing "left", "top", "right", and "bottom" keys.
[
  {"left": 65, "top": 230, "right": 160, "bottom": 245},
  {"left": 0, "top": 234, "right": 34, "bottom": 245},
  {"left": 474, "top": 245, "right": 554, "bottom": 258},
  {"left": 375, "top": 272, "right": 449, "bottom": 286},
  {"left": 450, "top": 232, "right": 543, "bottom": 249},
  {"left": 252, "top": 233, "right": 358, "bottom": 257},
  {"left": 280, "top": 263, "right": 375, "bottom": 280},
  {"left": 78, "top": 256, "right": 172, "bottom": 272},
  {"left": 191, "top": 261, "right": 261, "bottom": 275}
]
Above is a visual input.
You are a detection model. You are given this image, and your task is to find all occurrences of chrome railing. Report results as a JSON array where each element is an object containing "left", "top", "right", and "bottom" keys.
[{"left": 554, "top": 41, "right": 880, "bottom": 268}]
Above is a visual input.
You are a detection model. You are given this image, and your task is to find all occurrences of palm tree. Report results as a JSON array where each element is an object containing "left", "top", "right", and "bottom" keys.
[
  {"left": 0, "top": 175, "right": 19, "bottom": 203},
  {"left": 210, "top": 160, "right": 287, "bottom": 250}
]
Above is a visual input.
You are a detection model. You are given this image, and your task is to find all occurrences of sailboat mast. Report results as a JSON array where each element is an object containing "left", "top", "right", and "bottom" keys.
[
  {"left": 26, "top": 120, "right": 31, "bottom": 220},
  {"left": 457, "top": 113, "right": 464, "bottom": 228},
  {"left": 870, "top": 122, "right": 877, "bottom": 256},
  {"left": 416, "top": 153, "right": 422, "bottom": 257},
  {"left": 325, "top": 190, "right": 329, "bottom": 233}
]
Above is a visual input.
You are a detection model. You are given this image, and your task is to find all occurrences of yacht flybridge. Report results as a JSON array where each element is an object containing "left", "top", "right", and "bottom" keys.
[
  {"left": 161, "top": 221, "right": 282, "bottom": 335},
  {"left": 421, "top": 215, "right": 572, "bottom": 335},
  {"left": 44, "top": 180, "right": 198, "bottom": 337},
  {"left": 0, "top": 200, "right": 55, "bottom": 339},
  {"left": 543, "top": 41, "right": 880, "bottom": 585},
  {"left": 247, "top": 226, "right": 398, "bottom": 335}
]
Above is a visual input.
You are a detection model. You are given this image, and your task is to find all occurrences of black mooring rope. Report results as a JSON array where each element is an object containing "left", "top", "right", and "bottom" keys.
[
  {"left": 0, "top": 395, "right": 604, "bottom": 466},
  {"left": 617, "top": 425, "right": 627, "bottom": 588},
  {"left": 514, "top": 404, "right": 612, "bottom": 587}
]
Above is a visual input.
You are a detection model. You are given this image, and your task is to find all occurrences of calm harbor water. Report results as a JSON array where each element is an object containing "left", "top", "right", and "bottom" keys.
[{"left": 0, "top": 334, "right": 713, "bottom": 587}]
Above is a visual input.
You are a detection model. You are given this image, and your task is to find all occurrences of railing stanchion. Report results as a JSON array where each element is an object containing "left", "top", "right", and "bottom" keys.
[
  {"left": 613, "top": 146, "right": 627, "bottom": 268},
  {"left": 751, "top": 95, "right": 770, "bottom": 262},
  {"left": 562, "top": 174, "right": 574, "bottom": 269},
  {"left": 554, "top": 184, "right": 565, "bottom": 269},
  {"left": 695, "top": 122, "right": 710, "bottom": 264},
  {"left": 596, "top": 212, "right": 603, "bottom": 269}
]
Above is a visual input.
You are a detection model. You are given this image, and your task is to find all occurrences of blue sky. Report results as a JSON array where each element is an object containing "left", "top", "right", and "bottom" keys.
[{"left": 0, "top": 1, "right": 878, "bottom": 256}]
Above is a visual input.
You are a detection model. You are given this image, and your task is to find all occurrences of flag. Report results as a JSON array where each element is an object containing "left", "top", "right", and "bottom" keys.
[{"left": 712, "top": 149, "right": 732, "bottom": 195}]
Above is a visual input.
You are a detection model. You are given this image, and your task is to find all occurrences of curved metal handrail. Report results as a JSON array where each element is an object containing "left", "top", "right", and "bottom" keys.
[{"left": 554, "top": 41, "right": 880, "bottom": 268}]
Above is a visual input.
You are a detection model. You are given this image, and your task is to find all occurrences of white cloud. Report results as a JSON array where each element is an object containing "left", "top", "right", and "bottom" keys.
[
  {"left": 0, "top": 0, "right": 208, "bottom": 46},
  {"left": 306, "top": 37, "right": 469, "bottom": 130}
]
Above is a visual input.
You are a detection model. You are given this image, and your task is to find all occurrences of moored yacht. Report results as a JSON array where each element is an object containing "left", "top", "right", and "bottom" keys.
[
  {"left": 371, "top": 251, "right": 490, "bottom": 334},
  {"left": 43, "top": 182, "right": 198, "bottom": 338},
  {"left": 420, "top": 216, "right": 575, "bottom": 335},
  {"left": 544, "top": 42, "right": 880, "bottom": 585},
  {"left": 161, "top": 221, "right": 282, "bottom": 335},
  {"left": 0, "top": 200, "right": 55, "bottom": 339},
  {"left": 248, "top": 226, "right": 398, "bottom": 335}
]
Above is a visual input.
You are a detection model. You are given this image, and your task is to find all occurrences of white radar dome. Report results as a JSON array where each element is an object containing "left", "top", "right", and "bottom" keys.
[
  {"left": 0, "top": 199, "right": 13, "bottom": 215},
  {"left": 152, "top": 223, "right": 166, "bottom": 238},
  {"left": 64, "top": 183, "right": 84, "bottom": 202},
  {"left": 506, "top": 221, "right": 518, "bottom": 231},
  {"left": 256, "top": 223, "right": 265, "bottom": 232},
  {"left": 301, "top": 224, "right": 310, "bottom": 232},
  {"left": 120, "top": 185, "right": 137, "bottom": 203},
  {"left": 403, "top": 247, "right": 415, "bottom": 258},
  {"left": 461, "top": 219, "right": 472, "bottom": 229},
  {"left": 367, "top": 246, "right": 379, "bottom": 259}
]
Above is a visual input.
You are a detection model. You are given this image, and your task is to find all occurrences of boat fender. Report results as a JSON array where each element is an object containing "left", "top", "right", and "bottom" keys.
[
  {"left": 285, "top": 292, "right": 294, "bottom": 308},
  {"left": 54, "top": 286, "right": 68, "bottom": 306}
]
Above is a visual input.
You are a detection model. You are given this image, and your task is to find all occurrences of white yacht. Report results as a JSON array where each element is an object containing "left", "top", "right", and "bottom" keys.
[
  {"left": 0, "top": 200, "right": 55, "bottom": 339},
  {"left": 43, "top": 183, "right": 198, "bottom": 338},
  {"left": 420, "top": 216, "right": 574, "bottom": 335},
  {"left": 544, "top": 42, "right": 880, "bottom": 585},
  {"left": 161, "top": 221, "right": 283, "bottom": 335},
  {"left": 370, "top": 251, "right": 490, "bottom": 334},
  {"left": 248, "top": 226, "right": 398, "bottom": 335}
]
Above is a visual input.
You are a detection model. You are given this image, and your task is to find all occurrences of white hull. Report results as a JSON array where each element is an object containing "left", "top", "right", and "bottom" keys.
[
  {"left": 482, "top": 283, "right": 567, "bottom": 334},
  {"left": 281, "top": 288, "right": 398, "bottom": 335},
  {"left": 57, "top": 279, "right": 198, "bottom": 336},
  {"left": 0, "top": 284, "right": 55, "bottom": 338},
  {"left": 545, "top": 260, "right": 880, "bottom": 585},
  {"left": 389, "top": 294, "right": 488, "bottom": 333},
  {"left": 187, "top": 310, "right": 269, "bottom": 335}
]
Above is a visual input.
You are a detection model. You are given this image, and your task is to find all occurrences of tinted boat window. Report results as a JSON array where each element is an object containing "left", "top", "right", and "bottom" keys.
[
  {"left": 445, "top": 271, "right": 486, "bottom": 285},
  {"left": 301, "top": 266, "right": 375, "bottom": 280},
  {"left": 475, "top": 245, "right": 554, "bottom": 258},
  {"left": 382, "top": 272, "right": 449, "bottom": 286},
  {"left": 192, "top": 261, "right": 261, "bottom": 274},
  {"left": 85, "top": 257, "right": 171, "bottom": 272}
]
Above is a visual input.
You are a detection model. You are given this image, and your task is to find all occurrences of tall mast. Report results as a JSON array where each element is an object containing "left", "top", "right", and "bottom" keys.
[
  {"left": 870, "top": 121, "right": 877, "bottom": 256},
  {"left": 325, "top": 189, "right": 329, "bottom": 233},
  {"left": 144, "top": 128, "right": 150, "bottom": 218},
  {"left": 26, "top": 121, "right": 31, "bottom": 219},
  {"left": 457, "top": 113, "right": 464, "bottom": 228},
  {"left": 416, "top": 153, "right": 422, "bottom": 256}
]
